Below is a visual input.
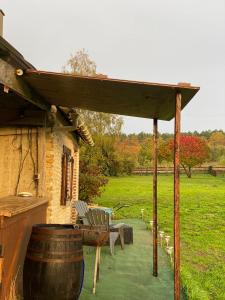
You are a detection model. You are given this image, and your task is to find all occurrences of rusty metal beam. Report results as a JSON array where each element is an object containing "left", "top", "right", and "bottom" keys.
[
  {"left": 153, "top": 118, "right": 158, "bottom": 276},
  {"left": 174, "top": 92, "right": 181, "bottom": 300},
  {"left": 0, "top": 58, "right": 50, "bottom": 111}
]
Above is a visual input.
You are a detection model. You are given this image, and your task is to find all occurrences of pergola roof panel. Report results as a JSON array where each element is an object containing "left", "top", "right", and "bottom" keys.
[{"left": 23, "top": 70, "right": 199, "bottom": 121}]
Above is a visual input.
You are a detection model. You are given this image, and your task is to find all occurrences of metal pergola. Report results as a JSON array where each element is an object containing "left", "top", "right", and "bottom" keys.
[
  {"left": 18, "top": 70, "right": 199, "bottom": 300},
  {"left": 0, "top": 36, "right": 200, "bottom": 298}
]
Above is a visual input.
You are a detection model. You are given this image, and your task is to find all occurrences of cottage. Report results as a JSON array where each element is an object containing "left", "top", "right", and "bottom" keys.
[
  {"left": 0, "top": 10, "right": 93, "bottom": 299},
  {"left": 0, "top": 9, "right": 200, "bottom": 300}
]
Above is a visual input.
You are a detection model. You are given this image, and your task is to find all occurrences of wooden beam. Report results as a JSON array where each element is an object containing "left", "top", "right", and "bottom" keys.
[
  {"left": 3, "top": 110, "right": 47, "bottom": 126},
  {"left": 153, "top": 118, "right": 158, "bottom": 276},
  {"left": 37, "top": 127, "right": 46, "bottom": 197},
  {"left": 0, "top": 58, "right": 50, "bottom": 111},
  {"left": 174, "top": 92, "right": 181, "bottom": 300}
]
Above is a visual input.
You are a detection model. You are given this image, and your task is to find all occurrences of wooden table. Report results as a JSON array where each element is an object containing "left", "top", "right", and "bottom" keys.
[
  {"left": 0, "top": 196, "right": 48, "bottom": 300},
  {"left": 0, "top": 196, "right": 48, "bottom": 217}
]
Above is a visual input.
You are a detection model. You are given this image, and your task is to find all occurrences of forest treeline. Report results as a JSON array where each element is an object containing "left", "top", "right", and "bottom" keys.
[
  {"left": 79, "top": 129, "right": 225, "bottom": 202},
  {"left": 81, "top": 130, "right": 225, "bottom": 175}
]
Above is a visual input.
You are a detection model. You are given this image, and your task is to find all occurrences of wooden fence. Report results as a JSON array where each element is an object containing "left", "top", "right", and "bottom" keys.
[{"left": 132, "top": 166, "right": 225, "bottom": 176}]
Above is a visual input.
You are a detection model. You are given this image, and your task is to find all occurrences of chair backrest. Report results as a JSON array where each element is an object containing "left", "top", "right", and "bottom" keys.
[
  {"left": 74, "top": 200, "right": 89, "bottom": 217},
  {"left": 85, "top": 209, "right": 110, "bottom": 231}
]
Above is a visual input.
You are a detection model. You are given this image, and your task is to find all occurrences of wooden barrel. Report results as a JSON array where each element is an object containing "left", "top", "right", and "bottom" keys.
[{"left": 23, "top": 224, "right": 84, "bottom": 300}]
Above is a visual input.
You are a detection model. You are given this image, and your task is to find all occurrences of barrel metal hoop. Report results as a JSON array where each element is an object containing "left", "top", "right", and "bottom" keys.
[
  {"left": 30, "top": 235, "right": 82, "bottom": 242},
  {"left": 27, "top": 247, "right": 83, "bottom": 256},
  {"left": 32, "top": 228, "right": 81, "bottom": 235},
  {"left": 26, "top": 254, "right": 83, "bottom": 263}
]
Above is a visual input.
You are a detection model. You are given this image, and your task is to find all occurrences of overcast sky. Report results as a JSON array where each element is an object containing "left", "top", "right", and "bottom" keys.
[{"left": 1, "top": 0, "right": 225, "bottom": 133}]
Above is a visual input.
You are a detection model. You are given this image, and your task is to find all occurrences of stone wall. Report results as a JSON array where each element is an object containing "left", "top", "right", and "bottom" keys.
[{"left": 0, "top": 128, "right": 38, "bottom": 198}]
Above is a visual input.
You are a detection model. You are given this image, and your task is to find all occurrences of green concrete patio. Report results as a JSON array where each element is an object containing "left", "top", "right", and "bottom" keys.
[{"left": 79, "top": 219, "right": 186, "bottom": 300}]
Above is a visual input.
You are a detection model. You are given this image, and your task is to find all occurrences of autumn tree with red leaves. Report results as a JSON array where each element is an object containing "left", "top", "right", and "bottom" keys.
[{"left": 167, "top": 135, "right": 210, "bottom": 178}]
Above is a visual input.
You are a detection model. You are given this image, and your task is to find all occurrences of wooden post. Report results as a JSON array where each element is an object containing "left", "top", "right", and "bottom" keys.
[
  {"left": 174, "top": 92, "right": 181, "bottom": 300},
  {"left": 93, "top": 246, "right": 100, "bottom": 294},
  {"left": 37, "top": 127, "right": 46, "bottom": 197},
  {"left": 153, "top": 118, "right": 158, "bottom": 276}
]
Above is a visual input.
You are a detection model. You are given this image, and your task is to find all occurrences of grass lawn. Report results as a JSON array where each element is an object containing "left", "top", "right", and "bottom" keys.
[{"left": 95, "top": 174, "right": 225, "bottom": 300}]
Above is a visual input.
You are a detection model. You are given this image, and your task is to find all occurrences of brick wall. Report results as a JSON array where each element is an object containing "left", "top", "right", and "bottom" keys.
[
  {"left": 45, "top": 131, "right": 79, "bottom": 224},
  {"left": 0, "top": 127, "right": 80, "bottom": 224}
]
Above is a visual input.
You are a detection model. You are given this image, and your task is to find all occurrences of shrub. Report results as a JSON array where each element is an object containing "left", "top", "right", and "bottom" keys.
[{"left": 79, "top": 160, "right": 108, "bottom": 203}]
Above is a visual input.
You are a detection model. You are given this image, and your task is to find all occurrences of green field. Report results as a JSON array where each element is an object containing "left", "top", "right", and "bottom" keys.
[{"left": 95, "top": 174, "right": 225, "bottom": 300}]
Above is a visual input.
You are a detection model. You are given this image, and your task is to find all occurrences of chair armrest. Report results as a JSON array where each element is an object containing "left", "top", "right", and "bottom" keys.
[{"left": 110, "top": 223, "right": 125, "bottom": 229}]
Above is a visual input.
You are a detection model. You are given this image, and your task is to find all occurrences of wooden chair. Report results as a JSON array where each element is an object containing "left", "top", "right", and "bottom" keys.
[
  {"left": 74, "top": 200, "right": 89, "bottom": 225},
  {"left": 85, "top": 209, "right": 125, "bottom": 255},
  {"left": 84, "top": 209, "right": 125, "bottom": 294}
]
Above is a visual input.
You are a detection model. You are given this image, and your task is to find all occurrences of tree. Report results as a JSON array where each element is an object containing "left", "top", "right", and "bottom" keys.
[
  {"left": 63, "top": 48, "right": 96, "bottom": 76},
  {"left": 79, "top": 160, "right": 108, "bottom": 203},
  {"left": 138, "top": 138, "right": 152, "bottom": 166},
  {"left": 158, "top": 137, "right": 171, "bottom": 164},
  {"left": 209, "top": 131, "right": 225, "bottom": 146},
  {"left": 76, "top": 110, "right": 123, "bottom": 136},
  {"left": 116, "top": 137, "right": 140, "bottom": 174},
  {"left": 63, "top": 49, "right": 124, "bottom": 200},
  {"left": 138, "top": 136, "right": 171, "bottom": 167},
  {"left": 167, "top": 135, "right": 210, "bottom": 178},
  {"left": 95, "top": 135, "right": 119, "bottom": 176},
  {"left": 208, "top": 131, "right": 225, "bottom": 162},
  {"left": 63, "top": 49, "right": 123, "bottom": 135}
]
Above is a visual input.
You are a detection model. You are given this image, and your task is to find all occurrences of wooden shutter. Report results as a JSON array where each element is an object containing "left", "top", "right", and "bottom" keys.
[
  {"left": 70, "top": 157, "right": 74, "bottom": 200},
  {"left": 61, "top": 145, "right": 73, "bottom": 205},
  {"left": 61, "top": 153, "right": 67, "bottom": 205}
]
